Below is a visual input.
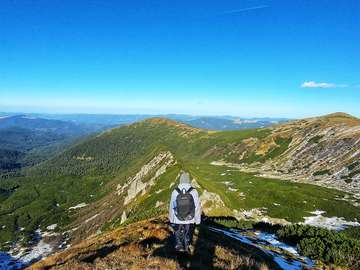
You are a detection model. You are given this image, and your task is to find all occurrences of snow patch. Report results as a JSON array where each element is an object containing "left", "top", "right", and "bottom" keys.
[
  {"left": 14, "top": 239, "right": 52, "bottom": 265},
  {"left": 242, "top": 208, "right": 265, "bottom": 218},
  {"left": 309, "top": 210, "right": 325, "bottom": 215},
  {"left": 303, "top": 210, "right": 360, "bottom": 230},
  {"left": 273, "top": 203, "right": 280, "bottom": 206},
  {"left": 46, "top": 224, "right": 57, "bottom": 230},
  {"left": 210, "top": 227, "right": 314, "bottom": 270},
  {"left": 255, "top": 232, "right": 298, "bottom": 255},
  {"left": 1, "top": 229, "right": 56, "bottom": 269},
  {"left": 85, "top": 214, "right": 100, "bottom": 223},
  {"left": 68, "top": 202, "right": 87, "bottom": 210},
  {"left": 221, "top": 181, "right": 231, "bottom": 186}
]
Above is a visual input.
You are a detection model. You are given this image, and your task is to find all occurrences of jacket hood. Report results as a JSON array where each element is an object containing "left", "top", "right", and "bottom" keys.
[
  {"left": 177, "top": 183, "right": 192, "bottom": 191},
  {"left": 179, "top": 172, "right": 191, "bottom": 184}
]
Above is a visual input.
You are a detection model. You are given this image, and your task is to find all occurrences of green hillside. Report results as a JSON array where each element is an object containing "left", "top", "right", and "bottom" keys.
[
  {"left": 26, "top": 118, "right": 269, "bottom": 177},
  {"left": 0, "top": 115, "right": 106, "bottom": 177},
  {"left": 1, "top": 117, "right": 360, "bottom": 252}
]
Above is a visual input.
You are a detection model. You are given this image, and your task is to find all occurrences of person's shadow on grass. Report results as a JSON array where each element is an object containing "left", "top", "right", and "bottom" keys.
[
  {"left": 149, "top": 216, "right": 281, "bottom": 270},
  {"left": 151, "top": 218, "right": 216, "bottom": 269}
]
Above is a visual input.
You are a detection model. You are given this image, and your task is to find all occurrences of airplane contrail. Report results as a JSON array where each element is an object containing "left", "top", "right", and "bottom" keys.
[{"left": 221, "top": 5, "right": 269, "bottom": 14}]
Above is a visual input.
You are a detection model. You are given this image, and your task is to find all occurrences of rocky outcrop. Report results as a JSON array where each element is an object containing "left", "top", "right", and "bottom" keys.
[
  {"left": 200, "top": 189, "right": 232, "bottom": 216},
  {"left": 120, "top": 211, "right": 127, "bottom": 224},
  {"left": 212, "top": 113, "right": 360, "bottom": 194},
  {"left": 121, "top": 151, "right": 175, "bottom": 205}
]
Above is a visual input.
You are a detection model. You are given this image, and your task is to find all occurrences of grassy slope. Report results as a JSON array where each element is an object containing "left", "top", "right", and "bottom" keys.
[
  {"left": 0, "top": 118, "right": 359, "bottom": 249},
  {"left": 188, "top": 162, "right": 360, "bottom": 222}
]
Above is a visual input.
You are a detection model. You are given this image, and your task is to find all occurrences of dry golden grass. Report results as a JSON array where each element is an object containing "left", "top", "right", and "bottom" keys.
[{"left": 28, "top": 217, "right": 280, "bottom": 270}]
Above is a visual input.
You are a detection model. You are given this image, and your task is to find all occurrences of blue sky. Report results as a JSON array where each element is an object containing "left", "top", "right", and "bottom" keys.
[{"left": 0, "top": 0, "right": 359, "bottom": 118}]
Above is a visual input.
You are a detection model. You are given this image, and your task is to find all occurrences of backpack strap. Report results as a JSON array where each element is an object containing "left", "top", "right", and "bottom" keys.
[{"left": 175, "top": 187, "right": 194, "bottom": 194}]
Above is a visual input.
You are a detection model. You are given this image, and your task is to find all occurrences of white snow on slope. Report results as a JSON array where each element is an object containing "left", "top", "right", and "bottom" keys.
[
  {"left": 1, "top": 229, "right": 55, "bottom": 269},
  {"left": 14, "top": 239, "right": 52, "bottom": 265},
  {"left": 210, "top": 227, "right": 314, "bottom": 270},
  {"left": 303, "top": 210, "right": 360, "bottom": 230},
  {"left": 46, "top": 224, "right": 58, "bottom": 230},
  {"left": 85, "top": 214, "right": 100, "bottom": 223},
  {"left": 68, "top": 202, "right": 87, "bottom": 210}
]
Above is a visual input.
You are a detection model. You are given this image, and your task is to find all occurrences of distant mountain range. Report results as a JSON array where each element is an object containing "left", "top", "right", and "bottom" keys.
[
  {"left": 0, "top": 112, "right": 289, "bottom": 130},
  {"left": 0, "top": 115, "right": 105, "bottom": 176},
  {"left": 0, "top": 113, "right": 290, "bottom": 176},
  {"left": 1, "top": 112, "right": 359, "bottom": 269}
]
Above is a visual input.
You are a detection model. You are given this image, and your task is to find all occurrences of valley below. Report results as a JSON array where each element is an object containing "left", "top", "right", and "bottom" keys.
[{"left": 0, "top": 113, "right": 360, "bottom": 269}]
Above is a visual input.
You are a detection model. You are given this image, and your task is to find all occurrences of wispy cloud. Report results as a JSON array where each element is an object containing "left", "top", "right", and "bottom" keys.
[
  {"left": 301, "top": 81, "right": 348, "bottom": 89},
  {"left": 221, "top": 5, "right": 269, "bottom": 15}
]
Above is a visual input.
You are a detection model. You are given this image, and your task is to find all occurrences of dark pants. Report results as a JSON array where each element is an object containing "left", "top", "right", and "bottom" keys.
[{"left": 173, "top": 223, "right": 195, "bottom": 250}]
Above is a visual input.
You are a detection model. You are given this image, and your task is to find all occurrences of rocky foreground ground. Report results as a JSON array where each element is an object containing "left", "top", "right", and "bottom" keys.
[{"left": 28, "top": 217, "right": 280, "bottom": 270}]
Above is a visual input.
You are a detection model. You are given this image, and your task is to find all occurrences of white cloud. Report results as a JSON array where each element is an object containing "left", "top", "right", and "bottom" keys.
[{"left": 301, "top": 81, "right": 348, "bottom": 88}]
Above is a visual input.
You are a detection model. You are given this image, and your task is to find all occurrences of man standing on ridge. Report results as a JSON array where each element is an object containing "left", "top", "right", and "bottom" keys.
[{"left": 169, "top": 172, "right": 201, "bottom": 253}]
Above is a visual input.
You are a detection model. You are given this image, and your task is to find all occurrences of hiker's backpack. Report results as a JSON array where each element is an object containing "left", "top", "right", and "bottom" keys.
[{"left": 175, "top": 187, "right": 195, "bottom": 221}]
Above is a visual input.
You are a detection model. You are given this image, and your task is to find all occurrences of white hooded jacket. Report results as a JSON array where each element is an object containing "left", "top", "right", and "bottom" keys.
[{"left": 168, "top": 183, "right": 201, "bottom": 224}]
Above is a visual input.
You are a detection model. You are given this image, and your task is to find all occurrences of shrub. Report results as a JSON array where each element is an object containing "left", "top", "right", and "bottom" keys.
[
  {"left": 341, "top": 226, "right": 360, "bottom": 240},
  {"left": 277, "top": 224, "right": 360, "bottom": 269},
  {"left": 308, "top": 135, "right": 324, "bottom": 144},
  {"left": 208, "top": 217, "right": 254, "bottom": 230},
  {"left": 313, "top": 170, "right": 330, "bottom": 176},
  {"left": 349, "top": 169, "right": 360, "bottom": 178},
  {"left": 347, "top": 161, "right": 359, "bottom": 171}
]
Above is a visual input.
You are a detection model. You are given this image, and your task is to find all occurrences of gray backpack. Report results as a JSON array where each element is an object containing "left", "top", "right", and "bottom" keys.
[{"left": 175, "top": 187, "right": 195, "bottom": 221}]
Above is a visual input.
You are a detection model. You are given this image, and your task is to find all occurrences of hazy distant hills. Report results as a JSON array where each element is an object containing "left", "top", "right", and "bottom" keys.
[
  {"left": 0, "top": 115, "right": 104, "bottom": 175},
  {"left": 0, "top": 114, "right": 101, "bottom": 135},
  {"left": 183, "top": 116, "right": 287, "bottom": 130},
  {"left": 0, "top": 112, "right": 288, "bottom": 176},
  {"left": 0, "top": 112, "right": 289, "bottom": 130},
  {"left": 1, "top": 112, "right": 360, "bottom": 269}
]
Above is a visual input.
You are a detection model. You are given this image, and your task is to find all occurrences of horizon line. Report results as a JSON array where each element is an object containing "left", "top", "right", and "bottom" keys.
[{"left": 1, "top": 110, "right": 358, "bottom": 120}]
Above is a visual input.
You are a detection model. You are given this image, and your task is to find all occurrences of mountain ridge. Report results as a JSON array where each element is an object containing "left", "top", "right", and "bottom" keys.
[{"left": 1, "top": 112, "right": 360, "bottom": 269}]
